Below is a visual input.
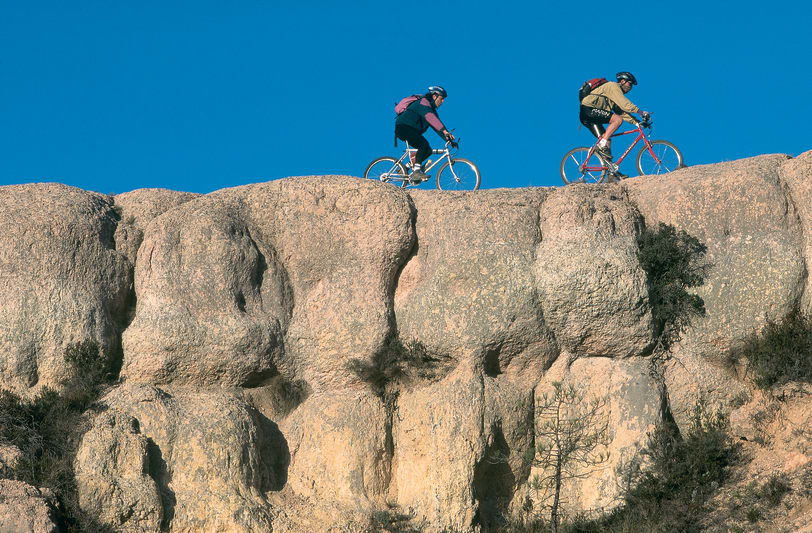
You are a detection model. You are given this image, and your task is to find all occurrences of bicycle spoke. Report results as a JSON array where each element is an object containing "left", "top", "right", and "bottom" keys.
[{"left": 560, "top": 147, "right": 606, "bottom": 184}]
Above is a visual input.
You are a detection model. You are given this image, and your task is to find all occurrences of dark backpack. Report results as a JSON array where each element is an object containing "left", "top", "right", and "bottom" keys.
[
  {"left": 395, "top": 94, "right": 423, "bottom": 115},
  {"left": 578, "top": 77, "right": 608, "bottom": 102}
]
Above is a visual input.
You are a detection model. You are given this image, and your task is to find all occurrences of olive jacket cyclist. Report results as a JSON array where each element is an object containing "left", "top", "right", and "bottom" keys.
[{"left": 580, "top": 81, "right": 642, "bottom": 126}]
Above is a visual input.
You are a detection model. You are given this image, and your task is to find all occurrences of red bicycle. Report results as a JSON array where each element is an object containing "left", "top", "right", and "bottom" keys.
[{"left": 560, "top": 118, "right": 683, "bottom": 184}]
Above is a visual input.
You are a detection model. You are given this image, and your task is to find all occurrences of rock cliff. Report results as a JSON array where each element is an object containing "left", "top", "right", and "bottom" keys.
[{"left": 1, "top": 152, "right": 811, "bottom": 532}]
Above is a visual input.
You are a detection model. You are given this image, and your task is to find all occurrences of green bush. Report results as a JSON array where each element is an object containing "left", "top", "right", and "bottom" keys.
[
  {"left": 347, "top": 337, "right": 450, "bottom": 400},
  {"left": 0, "top": 340, "right": 115, "bottom": 532},
  {"left": 505, "top": 401, "right": 739, "bottom": 533},
  {"left": 726, "top": 308, "right": 812, "bottom": 389},
  {"left": 728, "top": 474, "right": 792, "bottom": 525},
  {"left": 637, "top": 222, "right": 710, "bottom": 351}
]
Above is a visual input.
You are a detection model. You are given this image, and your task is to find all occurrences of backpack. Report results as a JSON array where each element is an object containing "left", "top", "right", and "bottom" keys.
[
  {"left": 578, "top": 77, "right": 608, "bottom": 102},
  {"left": 395, "top": 94, "right": 423, "bottom": 115}
]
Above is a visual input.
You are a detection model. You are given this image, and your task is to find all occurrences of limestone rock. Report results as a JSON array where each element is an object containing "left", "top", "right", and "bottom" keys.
[
  {"left": 0, "top": 183, "right": 132, "bottom": 395},
  {"left": 624, "top": 155, "right": 805, "bottom": 424},
  {"left": 280, "top": 390, "right": 390, "bottom": 510},
  {"left": 395, "top": 189, "right": 556, "bottom": 386},
  {"left": 76, "top": 384, "right": 276, "bottom": 532},
  {"left": 74, "top": 411, "right": 163, "bottom": 532},
  {"left": 535, "top": 186, "right": 653, "bottom": 358},
  {"left": 112, "top": 188, "right": 200, "bottom": 266},
  {"left": 121, "top": 177, "right": 414, "bottom": 390},
  {"left": 0, "top": 479, "right": 60, "bottom": 533}
]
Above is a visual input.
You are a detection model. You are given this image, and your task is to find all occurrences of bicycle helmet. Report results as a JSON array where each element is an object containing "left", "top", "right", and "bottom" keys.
[
  {"left": 427, "top": 86, "right": 448, "bottom": 97},
  {"left": 616, "top": 72, "right": 638, "bottom": 85}
]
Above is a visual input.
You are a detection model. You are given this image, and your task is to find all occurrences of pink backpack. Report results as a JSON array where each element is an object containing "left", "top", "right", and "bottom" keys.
[{"left": 395, "top": 94, "right": 422, "bottom": 115}]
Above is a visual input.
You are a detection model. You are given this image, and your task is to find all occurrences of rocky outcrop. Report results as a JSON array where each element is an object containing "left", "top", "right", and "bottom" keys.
[
  {"left": 76, "top": 384, "right": 277, "bottom": 532},
  {"left": 1, "top": 152, "right": 811, "bottom": 532},
  {"left": 0, "top": 184, "right": 131, "bottom": 395},
  {"left": 0, "top": 480, "right": 60, "bottom": 533},
  {"left": 112, "top": 188, "right": 200, "bottom": 267},
  {"left": 625, "top": 154, "right": 806, "bottom": 426}
]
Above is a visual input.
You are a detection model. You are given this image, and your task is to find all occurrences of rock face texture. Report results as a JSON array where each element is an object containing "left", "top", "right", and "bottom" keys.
[
  {"left": 0, "top": 184, "right": 131, "bottom": 395},
  {"left": 1, "top": 152, "right": 811, "bottom": 532},
  {"left": 0, "top": 480, "right": 60, "bottom": 533}
]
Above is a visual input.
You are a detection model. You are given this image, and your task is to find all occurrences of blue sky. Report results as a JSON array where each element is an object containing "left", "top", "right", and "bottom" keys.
[{"left": 1, "top": 1, "right": 809, "bottom": 194}]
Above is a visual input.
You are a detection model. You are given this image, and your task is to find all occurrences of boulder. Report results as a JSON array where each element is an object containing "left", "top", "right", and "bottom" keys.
[
  {"left": 0, "top": 183, "right": 131, "bottom": 395},
  {"left": 395, "top": 189, "right": 556, "bottom": 386},
  {"left": 535, "top": 185, "right": 653, "bottom": 358},
  {"left": 391, "top": 360, "right": 535, "bottom": 531},
  {"left": 279, "top": 390, "right": 390, "bottom": 510},
  {"left": 624, "top": 155, "right": 805, "bottom": 425},
  {"left": 112, "top": 188, "right": 200, "bottom": 266},
  {"left": 777, "top": 150, "right": 812, "bottom": 310},
  {"left": 0, "top": 479, "right": 60, "bottom": 533},
  {"left": 0, "top": 445, "right": 22, "bottom": 479},
  {"left": 74, "top": 412, "right": 163, "bottom": 531},
  {"left": 76, "top": 384, "right": 277, "bottom": 532},
  {"left": 121, "top": 177, "right": 414, "bottom": 390},
  {"left": 526, "top": 355, "right": 663, "bottom": 514}
]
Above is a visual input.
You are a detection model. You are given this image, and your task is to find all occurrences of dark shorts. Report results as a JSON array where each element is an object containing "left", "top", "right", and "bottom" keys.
[
  {"left": 579, "top": 105, "right": 612, "bottom": 125},
  {"left": 579, "top": 106, "right": 612, "bottom": 137},
  {"left": 395, "top": 124, "right": 432, "bottom": 164}
]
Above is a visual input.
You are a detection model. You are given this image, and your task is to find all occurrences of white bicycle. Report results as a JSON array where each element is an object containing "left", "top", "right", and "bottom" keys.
[{"left": 363, "top": 138, "right": 481, "bottom": 190}]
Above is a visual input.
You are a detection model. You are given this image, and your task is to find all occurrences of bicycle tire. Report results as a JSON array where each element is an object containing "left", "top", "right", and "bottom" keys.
[
  {"left": 363, "top": 157, "right": 407, "bottom": 184},
  {"left": 636, "top": 140, "right": 683, "bottom": 176},
  {"left": 560, "top": 147, "right": 607, "bottom": 184},
  {"left": 435, "top": 158, "right": 481, "bottom": 190}
]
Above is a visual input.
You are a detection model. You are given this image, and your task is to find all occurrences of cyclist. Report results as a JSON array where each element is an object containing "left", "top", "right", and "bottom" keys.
[
  {"left": 579, "top": 72, "right": 650, "bottom": 178},
  {"left": 395, "top": 86, "right": 456, "bottom": 182}
]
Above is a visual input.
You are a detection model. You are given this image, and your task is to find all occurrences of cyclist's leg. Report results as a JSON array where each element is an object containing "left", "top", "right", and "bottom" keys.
[
  {"left": 601, "top": 114, "right": 624, "bottom": 147},
  {"left": 395, "top": 125, "right": 431, "bottom": 166},
  {"left": 580, "top": 106, "right": 609, "bottom": 138},
  {"left": 580, "top": 106, "right": 613, "bottom": 160}
]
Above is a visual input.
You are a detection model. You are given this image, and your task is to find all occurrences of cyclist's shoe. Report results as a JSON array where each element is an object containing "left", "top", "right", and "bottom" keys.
[
  {"left": 607, "top": 170, "right": 628, "bottom": 183},
  {"left": 410, "top": 169, "right": 428, "bottom": 183},
  {"left": 596, "top": 145, "right": 613, "bottom": 163}
]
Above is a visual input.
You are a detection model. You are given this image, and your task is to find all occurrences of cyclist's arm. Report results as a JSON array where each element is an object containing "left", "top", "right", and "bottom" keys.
[
  {"left": 605, "top": 83, "right": 640, "bottom": 116},
  {"left": 424, "top": 111, "right": 453, "bottom": 141}
]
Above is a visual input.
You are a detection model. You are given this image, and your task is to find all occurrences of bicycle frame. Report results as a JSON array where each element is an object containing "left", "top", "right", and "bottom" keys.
[
  {"left": 382, "top": 141, "right": 456, "bottom": 185},
  {"left": 581, "top": 122, "right": 660, "bottom": 172}
]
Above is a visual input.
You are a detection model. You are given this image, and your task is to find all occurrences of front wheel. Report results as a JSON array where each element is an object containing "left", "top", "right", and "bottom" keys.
[
  {"left": 436, "top": 158, "right": 481, "bottom": 190},
  {"left": 636, "top": 141, "right": 683, "bottom": 176},
  {"left": 363, "top": 157, "right": 407, "bottom": 183},
  {"left": 560, "top": 147, "right": 607, "bottom": 184}
]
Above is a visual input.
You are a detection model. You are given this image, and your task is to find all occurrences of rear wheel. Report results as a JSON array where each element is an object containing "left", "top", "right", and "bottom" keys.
[
  {"left": 636, "top": 140, "right": 683, "bottom": 176},
  {"left": 363, "top": 157, "right": 407, "bottom": 183},
  {"left": 435, "top": 158, "right": 481, "bottom": 190},
  {"left": 560, "top": 147, "right": 607, "bottom": 184}
]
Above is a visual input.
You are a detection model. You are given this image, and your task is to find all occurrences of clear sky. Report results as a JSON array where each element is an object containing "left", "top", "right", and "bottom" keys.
[{"left": 2, "top": 1, "right": 810, "bottom": 194}]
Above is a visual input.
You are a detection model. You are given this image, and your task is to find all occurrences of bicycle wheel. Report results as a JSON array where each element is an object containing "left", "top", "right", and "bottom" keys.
[
  {"left": 636, "top": 141, "right": 683, "bottom": 176},
  {"left": 560, "top": 147, "right": 607, "bottom": 184},
  {"left": 435, "top": 158, "right": 481, "bottom": 190},
  {"left": 363, "top": 157, "right": 407, "bottom": 183}
]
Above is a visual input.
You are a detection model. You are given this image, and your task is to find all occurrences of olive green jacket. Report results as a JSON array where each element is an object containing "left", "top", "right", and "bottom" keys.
[{"left": 581, "top": 81, "right": 640, "bottom": 123}]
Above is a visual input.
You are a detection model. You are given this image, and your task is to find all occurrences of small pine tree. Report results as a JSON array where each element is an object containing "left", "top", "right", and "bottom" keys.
[{"left": 527, "top": 381, "right": 609, "bottom": 533}]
